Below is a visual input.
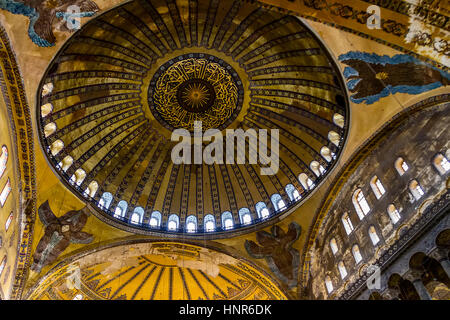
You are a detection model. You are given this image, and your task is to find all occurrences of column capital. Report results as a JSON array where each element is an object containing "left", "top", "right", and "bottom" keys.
[
  {"left": 382, "top": 287, "right": 400, "bottom": 300},
  {"left": 429, "top": 247, "right": 449, "bottom": 262},
  {"left": 403, "top": 269, "right": 424, "bottom": 283}
]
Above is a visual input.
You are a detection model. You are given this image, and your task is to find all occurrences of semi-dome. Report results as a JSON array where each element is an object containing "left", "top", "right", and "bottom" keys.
[{"left": 37, "top": 0, "right": 349, "bottom": 237}]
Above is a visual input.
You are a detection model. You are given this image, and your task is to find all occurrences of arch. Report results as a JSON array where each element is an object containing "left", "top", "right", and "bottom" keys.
[
  {"left": 352, "top": 244, "right": 363, "bottom": 264},
  {"left": 330, "top": 238, "right": 338, "bottom": 255},
  {"left": 0, "top": 178, "right": 11, "bottom": 207},
  {"left": 409, "top": 179, "right": 424, "bottom": 200},
  {"left": 271, "top": 194, "right": 286, "bottom": 211},
  {"left": 328, "top": 131, "right": 340, "bottom": 146},
  {"left": 44, "top": 122, "right": 57, "bottom": 137},
  {"left": 299, "top": 173, "right": 315, "bottom": 191},
  {"left": 221, "top": 211, "right": 234, "bottom": 230},
  {"left": 341, "top": 212, "right": 354, "bottom": 235},
  {"left": 70, "top": 169, "right": 86, "bottom": 186},
  {"left": 370, "top": 176, "right": 386, "bottom": 199},
  {"left": 98, "top": 192, "right": 113, "bottom": 210},
  {"left": 395, "top": 157, "right": 409, "bottom": 176},
  {"left": 433, "top": 153, "right": 450, "bottom": 175},
  {"left": 238, "top": 208, "right": 252, "bottom": 225},
  {"left": 186, "top": 215, "right": 197, "bottom": 233},
  {"left": 255, "top": 202, "right": 270, "bottom": 219},
  {"left": 73, "top": 294, "right": 83, "bottom": 300},
  {"left": 41, "top": 82, "right": 54, "bottom": 96},
  {"left": 41, "top": 103, "right": 53, "bottom": 117},
  {"left": 114, "top": 200, "right": 128, "bottom": 218},
  {"left": 84, "top": 181, "right": 98, "bottom": 198},
  {"left": 369, "top": 226, "right": 380, "bottom": 246},
  {"left": 50, "top": 139, "right": 64, "bottom": 156},
  {"left": 167, "top": 214, "right": 179, "bottom": 231},
  {"left": 338, "top": 261, "right": 347, "bottom": 279},
  {"left": 5, "top": 212, "right": 13, "bottom": 231},
  {"left": 204, "top": 214, "right": 216, "bottom": 232},
  {"left": 0, "top": 145, "right": 8, "bottom": 178},
  {"left": 320, "top": 146, "right": 333, "bottom": 162},
  {"left": 58, "top": 155, "right": 73, "bottom": 172},
  {"left": 325, "top": 275, "right": 333, "bottom": 293},
  {"left": 310, "top": 160, "right": 325, "bottom": 177},
  {"left": 352, "top": 189, "right": 370, "bottom": 220},
  {"left": 333, "top": 113, "right": 344, "bottom": 128},
  {"left": 387, "top": 204, "right": 401, "bottom": 224},
  {"left": 130, "top": 207, "right": 144, "bottom": 224},
  {"left": 149, "top": 211, "right": 162, "bottom": 228},
  {"left": 285, "top": 184, "right": 301, "bottom": 201}
]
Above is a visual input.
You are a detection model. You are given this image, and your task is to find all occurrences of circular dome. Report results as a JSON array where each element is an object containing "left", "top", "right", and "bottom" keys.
[{"left": 37, "top": 0, "right": 349, "bottom": 238}]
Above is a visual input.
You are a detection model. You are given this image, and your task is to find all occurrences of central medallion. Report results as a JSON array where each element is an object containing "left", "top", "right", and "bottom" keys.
[{"left": 148, "top": 53, "right": 244, "bottom": 132}]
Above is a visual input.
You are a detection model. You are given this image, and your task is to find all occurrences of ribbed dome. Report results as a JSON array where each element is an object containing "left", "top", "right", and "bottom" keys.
[{"left": 37, "top": 0, "right": 349, "bottom": 237}]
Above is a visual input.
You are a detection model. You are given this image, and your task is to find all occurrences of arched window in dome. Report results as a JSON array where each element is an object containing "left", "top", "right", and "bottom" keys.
[
  {"left": 84, "top": 181, "right": 98, "bottom": 198},
  {"left": 368, "top": 226, "right": 380, "bottom": 246},
  {"left": 370, "top": 176, "right": 386, "bottom": 199},
  {"left": 0, "top": 256, "right": 6, "bottom": 277},
  {"left": 310, "top": 161, "right": 325, "bottom": 177},
  {"left": 130, "top": 207, "right": 144, "bottom": 224},
  {"left": 299, "top": 173, "right": 315, "bottom": 191},
  {"left": 255, "top": 202, "right": 270, "bottom": 220},
  {"left": 0, "top": 179, "right": 11, "bottom": 207},
  {"left": 333, "top": 113, "right": 344, "bottom": 128},
  {"left": 239, "top": 208, "right": 252, "bottom": 225},
  {"left": 285, "top": 184, "right": 301, "bottom": 201},
  {"left": 186, "top": 215, "right": 197, "bottom": 233},
  {"left": 44, "top": 122, "right": 57, "bottom": 137},
  {"left": 149, "top": 211, "right": 162, "bottom": 228},
  {"left": 325, "top": 275, "right": 333, "bottom": 293},
  {"left": 387, "top": 204, "right": 401, "bottom": 224},
  {"left": 41, "top": 82, "right": 54, "bottom": 97},
  {"left": 70, "top": 169, "right": 86, "bottom": 187},
  {"left": 5, "top": 212, "right": 13, "bottom": 231},
  {"left": 41, "top": 103, "right": 53, "bottom": 118},
  {"left": 338, "top": 261, "right": 347, "bottom": 279},
  {"left": 352, "top": 244, "right": 363, "bottom": 264},
  {"left": 330, "top": 238, "right": 338, "bottom": 255},
  {"left": 114, "top": 200, "right": 128, "bottom": 218},
  {"left": 409, "top": 179, "right": 424, "bottom": 200},
  {"left": 73, "top": 294, "right": 83, "bottom": 300},
  {"left": 50, "top": 139, "right": 64, "bottom": 156},
  {"left": 58, "top": 155, "right": 73, "bottom": 172},
  {"left": 221, "top": 211, "right": 234, "bottom": 230},
  {"left": 433, "top": 153, "right": 450, "bottom": 175},
  {"left": 271, "top": 194, "right": 286, "bottom": 211},
  {"left": 328, "top": 131, "right": 340, "bottom": 147},
  {"left": 0, "top": 146, "right": 8, "bottom": 179},
  {"left": 320, "top": 146, "right": 334, "bottom": 162},
  {"left": 167, "top": 214, "right": 179, "bottom": 231},
  {"left": 395, "top": 157, "right": 409, "bottom": 176},
  {"left": 342, "top": 212, "right": 354, "bottom": 235},
  {"left": 98, "top": 192, "right": 113, "bottom": 210},
  {"left": 352, "top": 189, "right": 370, "bottom": 220},
  {"left": 204, "top": 214, "right": 216, "bottom": 232}
]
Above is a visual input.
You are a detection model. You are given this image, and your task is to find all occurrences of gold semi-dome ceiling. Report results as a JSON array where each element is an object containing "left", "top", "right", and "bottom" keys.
[{"left": 36, "top": 0, "right": 349, "bottom": 237}]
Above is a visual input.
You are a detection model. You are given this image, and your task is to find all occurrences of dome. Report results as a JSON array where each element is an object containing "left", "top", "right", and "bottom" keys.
[{"left": 37, "top": 0, "right": 349, "bottom": 237}]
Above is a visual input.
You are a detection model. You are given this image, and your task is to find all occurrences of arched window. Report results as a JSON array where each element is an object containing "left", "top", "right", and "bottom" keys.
[
  {"left": 70, "top": 169, "right": 86, "bottom": 187},
  {"left": 186, "top": 215, "right": 197, "bottom": 233},
  {"left": 285, "top": 184, "right": 301, "bottom": 201},
  {"left": 44, "top": 122, "right": 57, "bottom": 137},
  {"left": 58, "top": 155, "right": 73, "bottom": 172},
  {"left": 98, "top": 192, "right": 113, "bottom": 210},
  {"left": 255, "top": 202, "right": 270, "bottom": 219},
  {"left": 433, "top": 153, "right": 450, "bottom": 175},
  {"left": 395, "top": 157, "right": 409, "bottom": 176},
  {"left": 84, "top": 181, "right": 98, "bottom": 198},
  {"left": 370, "top": 176, "right": 386, "bottom": 199},
  {"left": 114, "top": 200, "right": 128, "bottom": 218},
  {"left": 5, "top": 212, "right": 13, "bottom": 231},
  {"left": 0, "top": 145, "right": 8, "bottom": 178},
  {"left": 328, "top": 131, "right": 340, "bottom": 147},
  {"left": 325, "top": 275, "right": 333, "bottom": 293},
  {"left": 320, "top": 146, "right": 333, "bottom": 162},
  {"left": 0, "top": 256, "right": 6, "bottom": 277},
  {"left": 409, "top": 179, "right": 424, "bottom": 200},
  {"left": 338, "top": 261, "right": 347, "bottom": 279},
  {"left": 41, "top": 82, "right": 54, "bottom": 97},
  {"left": 130, "top": 207, "right": 144, "bottom": 224},
  {"left": 333, "top": 113, "right": 344, "bottom": 128},
  {"left": 387, "top": 204, "right": 401, "bottom": 224},
  {"left": 238, "top": 208, "right": 252, "bottom": 225},
  {"left": 299, "top": 173, "right": 315, "bottom": 191},
  {"left": 368, "top": 226, "right": 380, "bottom": 245},
  {"left": 73, "top": 294, "right": 83, "bottom": 300},
  {"left": 0, "top": 178, "right": 11, "bottom": 207},
  {"left": 50, "top": 139, "right": 64, "bottom": 156},
  {"left": 149, "top": 211, "right": 162, "bottom": 228},
  {"left": 310, "top": 161, "right": 325, "bottom": 177},
  {"left": 221, "top": 211, "right": 234, "bottom": 230},
  {"left": 167, "top": 214, "right": 179, "bottom": 231},
  {"left": 204, "top": 214, "right": 216, "bottom": 232},
  {"left": 271, "top": 194, "right": 286, "bottom": 211},
  {"left": 352, "top": 244, "right": 363, "bottom": 264},
  {"left": 330, "top": 238, "right": 338, "bottom": 255},
  {"left": 342, "top": 212, "right": 354, "bottom": 235},
  {"left": 352, "top": 189, "right": 370, "bottom": 220},
  {"left": 41, "top": 103, "right": 53, "bottom": 117}
]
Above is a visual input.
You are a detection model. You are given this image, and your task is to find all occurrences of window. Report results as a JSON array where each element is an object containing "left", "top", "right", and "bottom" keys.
[
  {"left": 342, "top": 212, "right": 354, "bottom": 235},
  {"left": 186, "top": 215, "right": 197, "bottom": 233},
  {"left": 369, "top": 226, "right": 380, "bottom": 245},
  {"left": 328, "top": 131, "right": 340, "bottom": 147},
  {"left": 5, "top": 212, "right": 13, "bottom": 231},
  {"left": 114, "top": 200, "right": 128, "bottom": 218},
  {"left": 310, "top": 161, "right": 325, "bottom": 177},
  {"left": 271, "top": 194, "right": 286, "bottom": 211},
  {"left": 167, "top": 214, "right": 179, "bottom": 231},
  {"left": 0, "top": 145, "right": 8, "bottom": 178},
  {"left": 387, "top": 204, "right": 401, "bottom": 224},
  {"left": 409, "top": 179, "right": 424, "bottom": 200},
  {"left": 320, "top": 146, "right": 333, "bottom": 162},
  {"left": 84, "top": 181, "right": 98, "bottom": 198},
  {"left": 0, "top": 178, "right": 11, "bottom": 207},
  {"left": 333, "top": 113, "right": 344, "bottom": 128},
  {"left": 41, "top": 103, "right": 53, "bottom": 117},
  {"left": 299, "top": 173, "right": 315, "bottom": 191},
  {"left": 338, "top": 261, "right": 347, "bottom": 279},
  {"left": 58, "top": 155, "right": 73, "bottom": 172},
  {"left": 41, "top": 82, "right": 54, "bottom": 97},
  {"left": 70, "top": 169, "right": 86, "bottom": 187},
  {"left": 352, "top": 244, "right": 363, "bottom": 264},
  {"left": 370, "top": 176, "right": 386, "bottom": 199},
  {"left": 395, "top": 157, "right": 409, "bottom": 176},
  {"left": 330, "top": 238, "right": 338, "bottom": 255},
  {"left": 239, "top": 208, "right": 252, "bottom": 225},
  {"left": 130, "top": 207, "right": 144, "bottom": 224},
  {"left": 325, "top": 275, "right": 333, "bottom": 293},
  {"left": 433, "top": 153, "right": 450, "bottom": 175},
  {"left": 149, "top": 211, "right": 162, "bottom": 228},
  {"left": 255, "top": 202, "right": 270, "bottom": 219},
  {"left": 0, "top": 256, "right": 6, "bottom": 277},
  {"left": 50, "top": 139, "right": 64, "bottom": 156},
  {"left": 44, "top": 122, "right": 57, "bottom": 137},
  {"left": 73, "top": 294, "right": 83, "bottom": 300},
  {"left": 221, "top": 211, "right": 234, "bottom": 230},
  {"left": 285, "top": 184, "right": 301, "bottom": 201},
  {"left": 204, "top": 214, "right": 216, "bottom": 232},
  {"left": 353, "top": 189, "right": 370, "bottom": 220},
  {"left": 98, "top": 192, "right": 113, "bottom": 210}
]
